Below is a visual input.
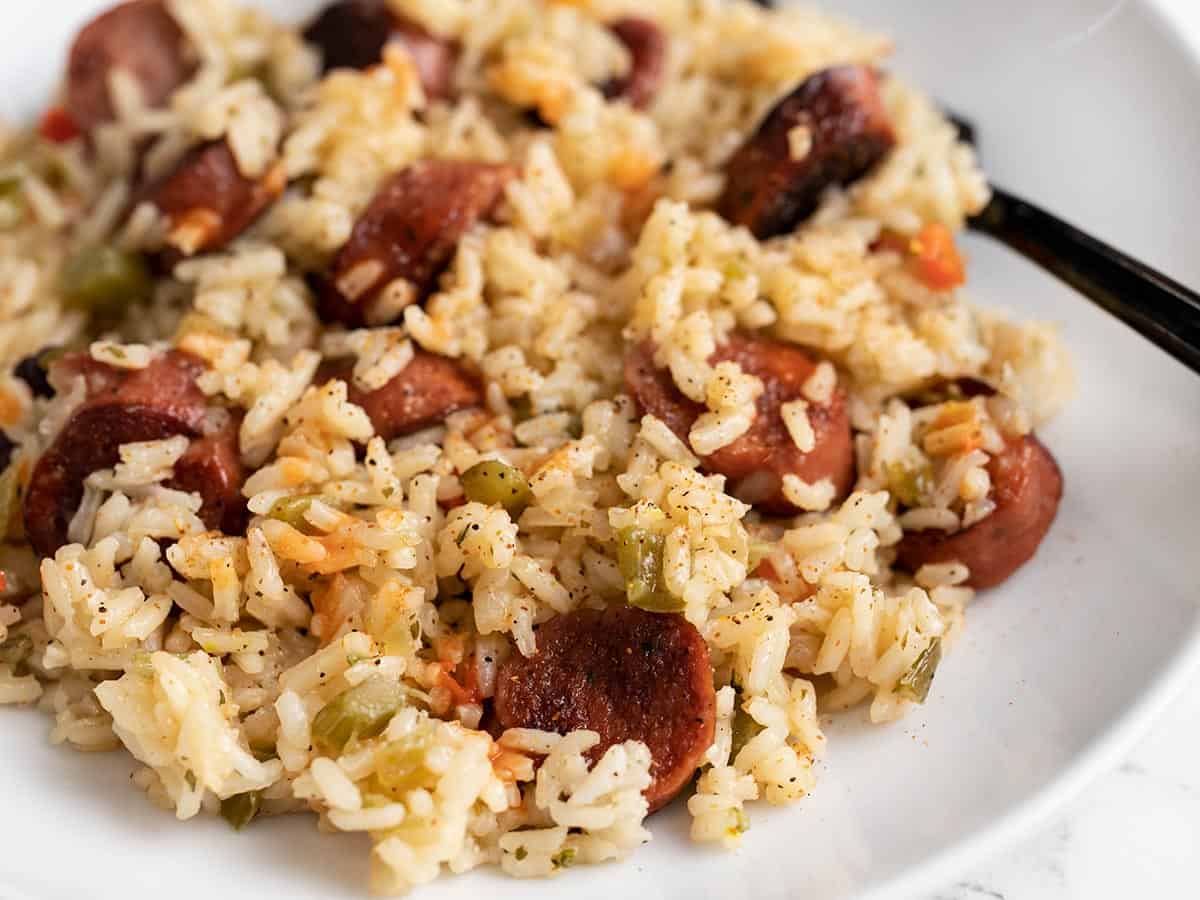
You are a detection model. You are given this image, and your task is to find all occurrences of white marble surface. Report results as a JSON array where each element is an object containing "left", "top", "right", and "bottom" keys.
[
  {"left": 927, "top": 689, "right": 1200, "bottom": 899},
  {"left": 925, "top": 1, "right": 1200, "bottom": 897}
]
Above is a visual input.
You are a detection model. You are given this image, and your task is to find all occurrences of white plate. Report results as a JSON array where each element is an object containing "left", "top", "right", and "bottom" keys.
[{"left": 3, "top": 2, "right": 1200, "bottom": 899}]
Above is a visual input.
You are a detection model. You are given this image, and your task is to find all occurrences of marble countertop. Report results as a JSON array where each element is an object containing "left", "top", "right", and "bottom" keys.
[
  {"left": 927, "top": 689, "right": 1200, "bottom": 899},
  {"left": 925, "top": 1, "right": 1200, "bottom": 897}
]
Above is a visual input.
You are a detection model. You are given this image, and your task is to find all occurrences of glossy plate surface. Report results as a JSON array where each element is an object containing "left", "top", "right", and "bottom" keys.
[{"left": 2, "top": 2, "right": 1198, "bottom": 898}]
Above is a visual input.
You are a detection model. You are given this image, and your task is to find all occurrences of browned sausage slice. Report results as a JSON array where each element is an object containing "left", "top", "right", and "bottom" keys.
[
  {"left": 169, "top": 412, "right": 247, "bottom": 535},
  {"left": 625, "top": 334, "right": 854, "bottom": 515},
  {"left": 322, "top": 351, "right": 483, "bottom": 441},
  {"left": 391, "top": 20, "right": 458, "bottom": 102},
  {"left": 318, "top": 160, "right": 515, "bottom": 326},
  {"left": 66, "top": 0, "right": 196, "bottom": 133},
  {"left": 718, "top": 65, "right": 896, "bottom": 240},
  {"left": 65, "top": 349, "right": 209, "bottom": 431},
  {"left": 603, "top": 18, "right": 667, "bottom": 110},
  {"left": 303, "top": 0, "right": 458, "bottom": 100},
  {"left": 22, "top": 351, "right": 232, "bottom": 556},
  {"left": 494, "top": 605, "right": 716, "bottom": 813},
  {"left": 895, "top": 434, "right": 1063, "bottom": 589},
  {"left": 145, "top": 140, "right": 285, "bottom": 258}
]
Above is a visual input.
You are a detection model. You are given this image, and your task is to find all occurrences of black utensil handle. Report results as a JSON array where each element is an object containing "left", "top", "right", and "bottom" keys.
[{"left": 970, "top": 187, "right": 1200, "bottom": 374}]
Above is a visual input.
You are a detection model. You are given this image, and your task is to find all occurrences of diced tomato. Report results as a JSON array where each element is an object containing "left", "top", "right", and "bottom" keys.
[
  {"left": 910, "top": 222, "right": 966, "bottom": 291},
  {"left": 874, "top": 223, "right": 966, "bottom": 292},
  {"left": 0, "top": 571, "right": 7, "bottom": 594},
  {"left": 751, "top": 557, "right": 778, "bottom": 581},
  {"left": 39, "top": 107, "right": 81, "bottom": 144},
  {"left": 437, "top": 660, "right": 481, "bottom": 706}
]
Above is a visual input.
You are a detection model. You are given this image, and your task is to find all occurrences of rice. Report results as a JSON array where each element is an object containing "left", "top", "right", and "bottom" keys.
[{"left": 0, "top": 0, "right": 1076, "bottom": 893}]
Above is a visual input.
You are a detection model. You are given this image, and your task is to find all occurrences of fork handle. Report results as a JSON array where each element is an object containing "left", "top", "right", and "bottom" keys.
[{"left": 969, "top": 186, "right": 1200, "bottom": 375}]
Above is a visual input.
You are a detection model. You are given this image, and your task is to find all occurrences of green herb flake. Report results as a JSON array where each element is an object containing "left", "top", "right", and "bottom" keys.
[
  {"left": 896, "top": 637, "right": 943, "bottom": 704},
  {"left": 729, "top": 697, "right": 763, "bottom": 763},
  {"left": 219, "top": 790, "right": 262, "bottom": 831}
]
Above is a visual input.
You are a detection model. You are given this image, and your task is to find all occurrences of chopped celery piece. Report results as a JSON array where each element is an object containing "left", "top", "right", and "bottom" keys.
[
  {"left": 615, "top": 526, "right": 684, "bottom": 613},
  {"left": 896, "top": 637, "right": 942, "bottom": 704},
  {"left": 60, "top": 245, "right": 151, "bottom": 317},
  {"left": 311, "top": 675, "right": 406, "bottom": 755},
  {"left": 219, "top": 790, "right": 262, "bottom": 830}
]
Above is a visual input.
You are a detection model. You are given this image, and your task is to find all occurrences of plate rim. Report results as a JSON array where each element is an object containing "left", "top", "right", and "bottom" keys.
[
  {"left": 858, "top": 2, "right": 1200, "bottom": 895},
  {"left": 1, "top": 3, "right": 1198, "bottom": 899}
]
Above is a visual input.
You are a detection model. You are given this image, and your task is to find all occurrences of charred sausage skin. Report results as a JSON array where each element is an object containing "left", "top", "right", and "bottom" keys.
[
  {"left": 718, "top": 65, "right": 895, "bottom": 239},
  {"left": 317, "top": 160, "right": 515, "bottom": 327},
  {"left": 321, "top": 351, "right": 483, "bottom": 441},
  {"left": 494, "top": 605, "right": 716, "bottom": 812}
]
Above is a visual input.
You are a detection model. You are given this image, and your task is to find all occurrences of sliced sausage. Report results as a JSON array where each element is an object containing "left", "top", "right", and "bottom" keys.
[
  {"left": 169, "top": 412, "right": 247, "bottom": 535},
  {"left": 144, "top": 140, "right": 285, "bottom": 258},
  {"left": 718, "top": 65, "right": 895, "bottom": 240},
  {"left": 66, "top": 0, "right": 196, "bottom": 134},
  {"left": 22, "top": 351, "right": 231, "bottom": 556},
  {"left": 45, "top": 351, "right": 127, "bottom": 398},
  {"left": 895, "top": 434, "right": 1063, "bottom": 589},
  {"left": 318, "top": 160, "right": 515, "bottom": 327},
  {"left": 323, "top": 351, "right": 483, "bottom": 441},
  {"left": 494, "top": 605, "right": 716, "bottom": 813},
  {"left": 390, "top": 20, "right": 458, "bottom": 103},
  {"left": 625, "top": 334, "right": 854, "bottom": 515},
  {"left": 303, "top": 0, "right": 458, "bottom": 100},
  {"left": 603, "top": 18, "right": 667, "bottom": 110}
]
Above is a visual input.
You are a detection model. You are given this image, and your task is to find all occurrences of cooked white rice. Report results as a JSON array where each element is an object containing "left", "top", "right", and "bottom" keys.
[{"left": 0, "top": 0, "right": 1073, "bottom": 894}]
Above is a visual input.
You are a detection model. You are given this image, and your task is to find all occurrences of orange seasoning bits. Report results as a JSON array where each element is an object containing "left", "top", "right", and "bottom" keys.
[{"left": 909, "top": 222, "right": 966, "bottom": 291}]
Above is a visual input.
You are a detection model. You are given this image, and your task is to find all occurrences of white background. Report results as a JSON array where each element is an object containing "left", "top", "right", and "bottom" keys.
[{"left": 927, "top": 4, "right": 1200, "bottom": 897}]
